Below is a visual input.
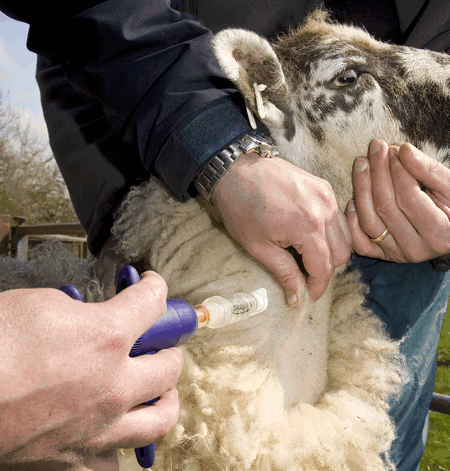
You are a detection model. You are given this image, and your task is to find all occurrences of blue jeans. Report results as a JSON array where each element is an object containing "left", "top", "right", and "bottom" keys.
[{"left": 351, "top": 255, "right": 450, "bottom": 470}]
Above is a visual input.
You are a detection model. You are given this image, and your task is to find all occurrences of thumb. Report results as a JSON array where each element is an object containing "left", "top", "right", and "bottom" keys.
[
  {"left": 398, "top": 143, "right": 450, "bottom": 197},
  {"left": 249, "top": 243, "right": 308, "bottom": 306}
]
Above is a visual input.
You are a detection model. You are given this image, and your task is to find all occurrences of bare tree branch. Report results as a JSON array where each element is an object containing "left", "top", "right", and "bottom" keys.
[{"left": 0, "top": 89, "right": 78, "bottom": 225}]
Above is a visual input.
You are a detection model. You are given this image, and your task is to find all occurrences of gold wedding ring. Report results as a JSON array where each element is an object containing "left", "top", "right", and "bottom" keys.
[{"left": 369, "top": 228, "right": 390, "bottom": 244}]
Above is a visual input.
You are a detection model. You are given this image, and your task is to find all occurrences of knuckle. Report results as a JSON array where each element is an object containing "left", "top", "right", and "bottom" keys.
[
  {"left": 428, "top": 155, "right": 441, "bottom": 174},
  {"left": 335, "top": 247, "right": 352, "bottom": 267},
  {"left": 317, "top": 181, "right": 338, "bottom": 206},
  {"left": 158, "top": 408, "right": 180, "bottom": 438},
  {"left": 309, "top": 255, "right": 334, "bottom": 280},
  {"left": 396, "top": 194, "right": 417, "bottom": 213},
  {"left": 355, "top": 248, "right": 371, "bottom": 257},
  {"left": 433, "top": 239, "right": 450, "bottom": 255},
  {"left": 141, "top": 271, "right": 169, "bottom": 306},
  {"left": 372, "top": 198, "right": 395, "bottom": 218},
  {"left": 321, "top": 263, "right": 335, "bottom": 280},
  {"left": 404, "top": 247, "right": 426, "bottom": 264},
  {"left": 100, "top": 382, "right": 128, "bottom": 416},
  {"left": 238, "top": 235, "right": 255, "bottom": 253},
  {"left": 158, "top": 348, "right": 184, "bottom": 387},
  {"left": 273, "top": 270, "right": 292, "bottom": 284},
  {"left": 355, "top": 247, "right": 370, "bottom": 257},
  {"left": 320, "top": 179, "right": 334, "bottom": 197},
  {"left": 151, "top": 395, "right": 181, "bottom": 442},
  {"left": 409, "top": 253, "right": 424, "bottom": 263},
  {"left": 352, "top": 240, "right": 373, "bottom": 257},
  {"left": 306, "top": 216, "right": 323, "bottom": 233},
  {"left": 275, "top": 271, "right": 301, "bottom": 290},
  {"left": 101, "top": 330, "right": 130, "bottom": 355}
]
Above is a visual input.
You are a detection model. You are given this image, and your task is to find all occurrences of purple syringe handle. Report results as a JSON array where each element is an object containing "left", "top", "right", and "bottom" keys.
[
  {"left": 60, "top": 284, "right": 84, "bottom": 301},
  {"left": 116, "top": 266, "right": 197, "bottom": 469},
  {"left": 61, "top": 266, "right": 198, "bottom": 469}
]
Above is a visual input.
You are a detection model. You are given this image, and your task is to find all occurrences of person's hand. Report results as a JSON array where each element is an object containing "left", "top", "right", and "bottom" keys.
[
  {"left": 0, "top": 271, "right": 183, "bottom": 471},
  {"left": 212, "top": 152, "right": 352, "bottom": 304},
  {"left": 345, "top": 139, "right": 450, "bottom": 262}
]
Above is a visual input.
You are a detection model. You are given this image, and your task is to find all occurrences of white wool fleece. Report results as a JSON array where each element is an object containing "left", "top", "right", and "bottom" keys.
[{"left": 112, "top": 178, "right": 407, "bottom": 471}]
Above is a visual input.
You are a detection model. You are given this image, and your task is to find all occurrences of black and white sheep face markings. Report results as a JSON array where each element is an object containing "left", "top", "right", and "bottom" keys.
[{"left": 274, "top": 28, "right": 450, "bottom": 155}]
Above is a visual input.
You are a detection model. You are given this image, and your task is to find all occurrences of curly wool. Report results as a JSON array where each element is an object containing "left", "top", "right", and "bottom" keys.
[
  {"left": 0, "top": 238, "right": 103, "bottom": 302},
  {"left": 112, "top": 178, "right": 408, "bottom": 471}
]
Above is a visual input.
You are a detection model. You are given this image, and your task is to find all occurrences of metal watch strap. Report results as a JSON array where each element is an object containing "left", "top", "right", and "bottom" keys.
[
  {"left": 193, "top": 140, "right": 247, "bottom": 201},
  {"left": 194, "top": 134, "right": 277, "bottom": 201}
]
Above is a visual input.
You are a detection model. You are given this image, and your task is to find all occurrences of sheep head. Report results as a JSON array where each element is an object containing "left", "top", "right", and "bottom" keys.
[{"left": 213, "top": 10, "right": 450, "bottom": 208}]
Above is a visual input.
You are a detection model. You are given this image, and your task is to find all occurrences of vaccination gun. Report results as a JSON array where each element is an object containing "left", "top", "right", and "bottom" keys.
[{"left": 60, "top": 265, "right": 268, "bottom": 469}]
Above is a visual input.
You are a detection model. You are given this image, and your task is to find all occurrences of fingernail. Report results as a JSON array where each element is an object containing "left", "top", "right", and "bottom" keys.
[
  {"left": 389, "top": 148, "right": 402, "bottom": 168},
  {"left": 355, "top": 157, "right": 368, "bottom": 172},
  {"left": 370, "top": 139, "right": 382, "bottom": 155},
  {"left": 286, "top": 290, "right": 298, "bottom": 306},
  {"left": 347, "top": 200, "right": 356, "bottom": 211},
  {"left": 401, "top": 142, "right": 418, "bottom": 156}
]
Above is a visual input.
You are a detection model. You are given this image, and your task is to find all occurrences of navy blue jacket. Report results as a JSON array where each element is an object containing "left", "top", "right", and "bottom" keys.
[{"left": 1, "top": 0, "right": 450, "bottom": 253}]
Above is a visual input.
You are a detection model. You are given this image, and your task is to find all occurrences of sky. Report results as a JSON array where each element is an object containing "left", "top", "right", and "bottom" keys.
[{"left": 0, "top": 12, "right": 48, "bottom": 139}]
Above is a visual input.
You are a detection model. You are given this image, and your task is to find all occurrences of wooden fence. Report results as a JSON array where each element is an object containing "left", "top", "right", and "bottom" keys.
[{"left": 0, "top": 214, "right": 87, "bottom": 260}]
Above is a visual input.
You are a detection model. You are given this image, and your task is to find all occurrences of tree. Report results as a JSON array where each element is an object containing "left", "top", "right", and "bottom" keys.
[{"left": 0, "top": 90, "right": 77, "bottom": 225}]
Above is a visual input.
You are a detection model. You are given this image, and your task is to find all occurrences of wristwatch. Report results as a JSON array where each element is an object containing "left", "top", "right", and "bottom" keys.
[{"left": 194, "top": 132, "right": 278, "bottom": 202}]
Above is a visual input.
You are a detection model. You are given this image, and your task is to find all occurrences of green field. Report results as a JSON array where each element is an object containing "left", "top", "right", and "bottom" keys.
[{"left": 420, "top": 304, "right": 450, "bottom": 470}]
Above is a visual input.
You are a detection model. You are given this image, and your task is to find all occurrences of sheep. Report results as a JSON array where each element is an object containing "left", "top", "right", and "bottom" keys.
[
  {"left": 3, "top": 9, "right": 450, "bottom": 470},
  {"left": 114, "top": 10, "right": 446, "bottom": 470}
]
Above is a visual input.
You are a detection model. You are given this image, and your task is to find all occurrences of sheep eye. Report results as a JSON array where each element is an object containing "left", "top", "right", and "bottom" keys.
[{"left": 334, "top": 69, "right": 359, "bottom": 87}]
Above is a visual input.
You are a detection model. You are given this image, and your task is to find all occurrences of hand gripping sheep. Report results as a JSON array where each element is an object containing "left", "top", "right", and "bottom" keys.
[
  {"left": 112, "top": 11, "right": 450, "bottom": 471},
  {"left": 61, "top": 265, "right": 268, "bottom": 468}
]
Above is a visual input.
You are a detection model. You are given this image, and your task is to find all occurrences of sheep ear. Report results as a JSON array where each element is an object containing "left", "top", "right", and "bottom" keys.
[{"left": 213, "top": 29, "right": 291, "bottom": 130}]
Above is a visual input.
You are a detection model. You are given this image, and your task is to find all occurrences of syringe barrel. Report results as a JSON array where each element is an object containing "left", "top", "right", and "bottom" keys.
[{"left": 199, "top": 289, "right": 267, "bottom": 329}]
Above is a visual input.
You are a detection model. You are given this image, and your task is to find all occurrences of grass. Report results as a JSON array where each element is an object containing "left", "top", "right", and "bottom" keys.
[{"left": 420, "top": 306, "right": 450, "bottom": 471}]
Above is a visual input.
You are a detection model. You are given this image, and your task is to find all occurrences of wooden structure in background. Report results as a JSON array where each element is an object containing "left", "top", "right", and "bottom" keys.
[{"left": 0, "top": 214, "right": 87, "bottom": 260}]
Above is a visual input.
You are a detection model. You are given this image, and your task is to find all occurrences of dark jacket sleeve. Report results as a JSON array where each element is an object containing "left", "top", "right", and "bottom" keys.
[{"left": 0, "top": 0, "right": 260, "bottom": 201}]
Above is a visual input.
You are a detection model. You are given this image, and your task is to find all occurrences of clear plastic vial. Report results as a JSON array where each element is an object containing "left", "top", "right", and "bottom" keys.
[{"left": 195, "top": 288, "right": 268, "bottom": 329}]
